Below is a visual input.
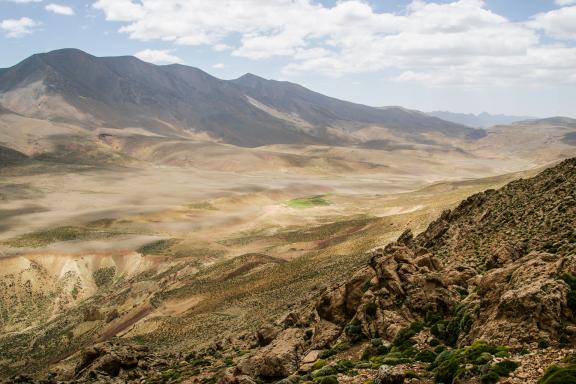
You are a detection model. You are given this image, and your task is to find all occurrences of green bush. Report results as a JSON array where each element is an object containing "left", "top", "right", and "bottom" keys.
[
  {"left": 404, "top": 371, "right": 419, "bottom": 379},
  {"left": 561, "top": 273, "right": 576, "bottom": 312},
  {"left": 430, "top": 305, "right": 473, "bottom": 347},
  {"left": 539, "top": 365, "right": 576, "bottom": 384},
  {"left": 344, "top": 319, "right": 364, "bottom": 343},
  {"left": 433, "top": 350, "right": 463, "bottom": 384},
  {"left": 334, "top": 360, "right": 354, "bottom": 373},
  {"left": 429, "top": 341, "right": 505, "bottom": 384},
  {"left": 312, "top": 360, "right": 326, "bottom": 370},
  {"left": 92, "top": 267, "right": 116, "bottom": 287},
  {"left": 312, "top": 366, "right": 337, "bottom": 378},
  {"left": 415, "top": 350, "right": 437, "bottom": 363},
  {"left": 365, "top": 302, "right": 378, "bottom": 317},
  {"left": 392, "top": 322, "right": 423, "bottom": 351},
  {"left": 480, "top": 371, "right": 499, "bottom": 384},
  {"left": 313, "top": 375, "right": 338, "bottom": 384},
  {"left": 492, "top": 360, "right": 519, "bottom": 377},
  {"left": 538, "top": 339, "right": 550, "bottom": 349}
]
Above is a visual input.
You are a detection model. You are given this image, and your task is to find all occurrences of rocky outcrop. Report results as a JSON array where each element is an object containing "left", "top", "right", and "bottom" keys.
[
  {"left": 462, "top": 251, "right": 575, "bottom": 346},
  {"left": 238, "top": 328, "right": 306, "bottom": 378},
  {"left": 73, "top": 342, "right": 161, "bottom": 382}
]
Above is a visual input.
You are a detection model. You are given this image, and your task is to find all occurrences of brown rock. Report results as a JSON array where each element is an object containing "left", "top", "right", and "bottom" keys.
[
  {"left": 374, "top": 364, "right": 405, "bottom": 384},
  {"left": 238, "top": 328, "right": 305, "bottom": 378}
]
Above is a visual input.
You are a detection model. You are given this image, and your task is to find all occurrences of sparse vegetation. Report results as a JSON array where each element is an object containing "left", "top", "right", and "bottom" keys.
[
  {"left": 93, "top": 267, "right": 116, "bottom": 287},
  {"left": 137, "top": 239, "right": 181, "bottom": 255},
  {"left": 3, "top": 225, "right": 120, "bottom": 248},
  {"left": 286, "top": 195, "right": 330, "bottom": 209},
  {"left": 188, "top": 201, "right": 218, "bottom": 210}
]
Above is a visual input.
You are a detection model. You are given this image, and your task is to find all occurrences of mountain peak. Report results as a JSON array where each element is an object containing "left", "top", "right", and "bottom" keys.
[{"left": 237, "top": 73, "right": 266, "bottom": 81}]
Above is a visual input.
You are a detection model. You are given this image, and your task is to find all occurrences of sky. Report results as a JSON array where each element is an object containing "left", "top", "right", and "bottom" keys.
[{"left": 0, "top": 0, "right": 575, "bottom": 117}]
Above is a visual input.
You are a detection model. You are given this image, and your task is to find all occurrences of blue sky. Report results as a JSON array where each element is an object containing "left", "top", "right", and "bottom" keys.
[{"left": 1, "top": 0, "right": 575, "bottom": 117}]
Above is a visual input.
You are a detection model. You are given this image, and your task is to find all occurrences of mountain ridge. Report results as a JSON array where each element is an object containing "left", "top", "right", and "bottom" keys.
[{"left": 0, "top": 48, "right": 479, "bottom": 147}]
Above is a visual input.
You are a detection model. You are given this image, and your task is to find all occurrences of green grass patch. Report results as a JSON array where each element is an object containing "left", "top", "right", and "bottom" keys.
[{"left": 286, "top": 195, "right": 330, "bottom": 209}]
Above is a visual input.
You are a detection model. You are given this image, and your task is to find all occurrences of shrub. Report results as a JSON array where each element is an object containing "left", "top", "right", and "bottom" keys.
[
  {"left": 404, "top": 371, "right": 419, "bottom": 379},
  {"left": 429, "top": 341, "right": 506, "bottom": 384},
  {"left": 492, "top": 360, "right": 519, "bottom": 377},
  {"left": 344, "top": 319, "right": 364, "bottom": 343},
  {"left": 334, "top": 360, "right": 354, "bottom": 373},
  {"left": 433, "top": 351, "right": 463, "bottom": 384},
  {"left": 392, "top": 322, "right": 423, "bottom": 351},
  {"left": 430, "top": 305, "right": 472, "bottom": 347},
  {"left": 415, "top": 350, "right": 437, "bottom": 363},
  {"left": 312, "top": 360, "right": 327, "bottom": 370},
  {"left": 480, "top": 371, "right": 500, "bottom": 384},
  {"left": 539, "top": 365, "right": 576, "bottom": 384},
  {"left": 92, "top": 267, "right": 116, "bottom": 287},
  {"left": 365, "top": 302, "right": 378, "bottom": 317},
  {"left": 538, "top": 339, "right": 550, "bottom": 349},
  {"left": 313, "top": 375, "right": 338, "bottom": 384},
  {"left": 561, "top": 273, "right": 576, "bottom": 312},
  {"left": 312, "top": 366, "right": 337, "bottom": 378},
  {"left": 319, "top": 343, "right": 350, "bottom": 359}
]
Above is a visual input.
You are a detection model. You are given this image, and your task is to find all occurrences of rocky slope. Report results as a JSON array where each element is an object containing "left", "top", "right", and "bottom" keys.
[
  {"left": 218, "top": 157, "right": 575, "bottom": 383},
  {"left": 7, "top": 158, "right": 575, "bottom": 383},
  {"left": 205, "top": 158, "right": 575, "bottom": 384}
]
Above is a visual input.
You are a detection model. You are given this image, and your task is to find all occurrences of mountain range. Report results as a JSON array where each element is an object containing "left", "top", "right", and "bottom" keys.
[
  {"left": 0, "top": 49, "right": 479, "bottom": 147},
  {"left": 428, "top": 111, "right": 539, "bottom": 129}
]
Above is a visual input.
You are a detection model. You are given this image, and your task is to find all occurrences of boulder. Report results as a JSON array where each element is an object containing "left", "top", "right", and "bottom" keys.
[
  {"left": 256, "top": 325, "right": 280, "bottom": 347},
  {"left": 238, "top": 328, "right": 305, "bottom": 378},
  {"left": 311, "top": 320, "right": 341, "bottom": 349},
  {"left": 374, "top": 365, "right": 405, "bottom": 384}
]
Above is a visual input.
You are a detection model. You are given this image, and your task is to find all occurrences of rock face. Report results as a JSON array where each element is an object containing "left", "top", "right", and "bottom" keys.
[
  {"left": 238, "top": 328, "right": 305, "bottom": 378},
  {"left": 339, "top": 157, "right": 576, "bottom": 348},
  {"left": 462, "top": 251, "right": 573, "bottom": 346},
  {"left": 73, "top": 342, "right": 159, "bottom": 382}
]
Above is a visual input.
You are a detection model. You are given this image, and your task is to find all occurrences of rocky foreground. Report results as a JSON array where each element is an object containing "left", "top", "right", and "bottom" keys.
[{"left": 6, "top": 158, "right": 576, "bottom": 384}]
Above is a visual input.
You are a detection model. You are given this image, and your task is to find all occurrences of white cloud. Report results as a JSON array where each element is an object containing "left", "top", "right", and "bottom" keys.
[
  {"left": 93, "top": 0, "right": 144, "bottom": 21},
  {"left": 556, "top": 0, "right": 576, "bottom": 6},
  {"left": 212, "top": 63, "right": 225, "bottom": 69},
  {"left": 134, "top": 49, "right": 183, "bottom": 65},
  {"left": 530, "top": 6, "right": 576, "bottom": 40},
  {"left": 4, "top": 0, "right": 43, "bottom": 3},
  {"left": 45, "top": 3, "right": 74, "bottom": 15},
  {"left": 0, "top": 17, "right": 39, "bottom": 37},
  {"left": 93, "top": 0, "right": 576, "bottom": 87}
]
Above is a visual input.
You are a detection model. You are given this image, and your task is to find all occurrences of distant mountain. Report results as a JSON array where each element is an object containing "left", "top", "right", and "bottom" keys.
[
  {"left": 0, "top": 48, "right": 479, "bottom": 147},
  {"left": 428, "top": 111, "right": 538, "bottom": 129},
  {"left": 514, "top": 116, "right": 576, "bottom": 128}
]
